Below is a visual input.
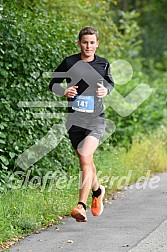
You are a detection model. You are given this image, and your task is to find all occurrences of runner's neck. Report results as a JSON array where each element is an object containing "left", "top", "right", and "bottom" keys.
[{"left": 80, "top": 54, "right": 95, "bottom": 62}]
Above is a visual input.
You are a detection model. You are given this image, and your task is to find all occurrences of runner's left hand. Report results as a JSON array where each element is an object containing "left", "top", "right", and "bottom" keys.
[{"left": 96, "top": 83, "right": 108, "bottom": 98}]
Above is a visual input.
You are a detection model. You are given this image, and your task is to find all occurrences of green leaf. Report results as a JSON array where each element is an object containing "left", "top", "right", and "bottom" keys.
[
  {"left": 1, "top": 163, "right": 8, "bottom": 170},
  {"left": 9, "top": 152, "right": 16, "bottom": 159},
  {"left": 0, "top": 139, "right": 5, "bottom": 144},
  {"left": 0, "top": 132, "right": 6, "bottom": 138},
  {"left": 0, "top": 155, "right": 9, "bottom": 166}
]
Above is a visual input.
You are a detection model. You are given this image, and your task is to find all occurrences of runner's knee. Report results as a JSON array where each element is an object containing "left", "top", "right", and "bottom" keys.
[{"left": 79, "top": 155, "right": 93, "bottom": 167}]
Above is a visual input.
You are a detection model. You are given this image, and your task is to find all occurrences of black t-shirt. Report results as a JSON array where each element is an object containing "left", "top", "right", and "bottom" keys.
[{"left": 49, "top": 53, "right": 114, "bottom": 124}]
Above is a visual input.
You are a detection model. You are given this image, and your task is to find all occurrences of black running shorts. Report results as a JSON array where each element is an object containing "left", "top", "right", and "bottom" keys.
[{"left": 67, "top": 117, "right": 106, "bottom": 149}]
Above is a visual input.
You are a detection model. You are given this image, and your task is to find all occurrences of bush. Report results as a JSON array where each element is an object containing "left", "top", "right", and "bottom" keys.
[{"left": 0, "top": 1, "right": 79, "bottom": 184}]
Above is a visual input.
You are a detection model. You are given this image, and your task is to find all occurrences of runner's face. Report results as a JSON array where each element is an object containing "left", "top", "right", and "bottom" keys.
[{"left": 78, "top": 34, "right": 99, "bottom": 59}]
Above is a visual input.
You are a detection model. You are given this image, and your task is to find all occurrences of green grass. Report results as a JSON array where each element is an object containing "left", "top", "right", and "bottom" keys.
[
  {"left": 96, "top": 128, "right": 167, "bottom": 192},
  {"left": 0, "top": 183, "right": 78, "bottom": 247},
  {"left": 0, "top": 128, "right": 167, "bottom": 249}
]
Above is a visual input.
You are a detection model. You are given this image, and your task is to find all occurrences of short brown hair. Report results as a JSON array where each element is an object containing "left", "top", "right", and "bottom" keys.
[{"left": 78, "top": 26, "right": 99, "bottom": 41}]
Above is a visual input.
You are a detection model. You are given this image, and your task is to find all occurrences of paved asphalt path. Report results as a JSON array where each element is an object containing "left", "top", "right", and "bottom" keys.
[{"left": 9, "top": 172, "right": 167, "bottom": 252}]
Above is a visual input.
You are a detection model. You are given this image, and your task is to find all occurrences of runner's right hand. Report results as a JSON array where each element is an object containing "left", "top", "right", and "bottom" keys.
[{"left": 64, "top": 86, "right": 78, "bottom": 98}]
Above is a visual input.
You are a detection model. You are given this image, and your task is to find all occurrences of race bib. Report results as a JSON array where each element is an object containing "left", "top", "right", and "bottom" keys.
[{"left": 72, "top": 95, "right": 94, "bottom": 113}]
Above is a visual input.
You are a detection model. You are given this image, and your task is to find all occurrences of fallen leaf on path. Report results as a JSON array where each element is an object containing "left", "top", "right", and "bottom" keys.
[
  {"left": 67, "top": 240, "right": 74, "bottom": 243},
  {"left": 122, "top": 244, "right": 129, "bottom": 247}
]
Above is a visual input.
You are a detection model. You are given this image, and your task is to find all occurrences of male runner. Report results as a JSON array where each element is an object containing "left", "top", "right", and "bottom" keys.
[{"left": 49, "top": 26, "right": 114, "bottom": 222}]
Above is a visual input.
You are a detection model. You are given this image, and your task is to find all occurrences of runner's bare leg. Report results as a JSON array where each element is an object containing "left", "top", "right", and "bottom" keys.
[{"left": 76, "top": 136, "right": 99, "bottom": 204}]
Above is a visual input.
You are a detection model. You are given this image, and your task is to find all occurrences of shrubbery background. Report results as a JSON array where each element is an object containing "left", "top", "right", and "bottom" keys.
[{"left": 0, "top": 0, "right": 166, "bottom": 190}]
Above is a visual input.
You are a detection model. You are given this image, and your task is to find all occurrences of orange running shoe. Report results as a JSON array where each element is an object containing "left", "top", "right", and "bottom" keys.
[
  {"left": 91, "top": 185, "right": 105, "bottom": 216},
  {"left": 71, "top": 205, "right": 87, "bottom": 222}
]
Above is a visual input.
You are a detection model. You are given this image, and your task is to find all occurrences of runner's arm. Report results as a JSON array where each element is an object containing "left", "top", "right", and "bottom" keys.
[
  {"left": 103, "top": 62, "right": 114, "bottom": 95},
  {"left": 49, "top": 58, "right": 68, "bottom": 96}
]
